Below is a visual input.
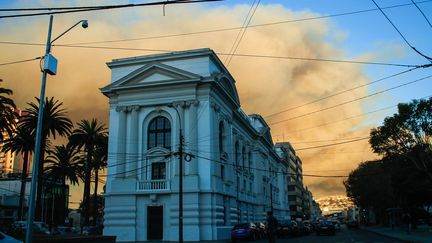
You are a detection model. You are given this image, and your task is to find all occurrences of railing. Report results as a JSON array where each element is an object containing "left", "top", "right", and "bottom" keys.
[{"left": 136, "top": 179, "right": 169, "bottom": 191}]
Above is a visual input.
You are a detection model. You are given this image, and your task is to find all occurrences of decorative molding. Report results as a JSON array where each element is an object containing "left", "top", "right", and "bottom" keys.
[
  {"left": 185, "top": 100, "right": 199, "bottom": 108},
  {"left": 115, "top": 106, "right": 128, "bottom": 113},
  {"left": 210, "top": 101, "right": 221, "bottom": 112}
]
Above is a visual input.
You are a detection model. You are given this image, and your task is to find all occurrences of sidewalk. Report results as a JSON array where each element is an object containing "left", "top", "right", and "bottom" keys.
[{"left": 365, "top": 225, "right": 432, "bottom": 243}]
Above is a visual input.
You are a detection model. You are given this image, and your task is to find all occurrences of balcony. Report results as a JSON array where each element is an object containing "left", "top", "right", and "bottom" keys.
[{"left": 136, "top": 179, "right": 169, "bottom": 192}]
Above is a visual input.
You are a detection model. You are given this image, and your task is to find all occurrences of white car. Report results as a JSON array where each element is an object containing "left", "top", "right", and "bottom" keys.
[{"left": 0, "top": 231, "right": 22, "bottom": 243}]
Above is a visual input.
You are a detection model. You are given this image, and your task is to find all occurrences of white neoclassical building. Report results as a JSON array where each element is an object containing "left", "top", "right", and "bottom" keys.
[{"left": 101, "top": 49, "right": 292, "bottom": 242}]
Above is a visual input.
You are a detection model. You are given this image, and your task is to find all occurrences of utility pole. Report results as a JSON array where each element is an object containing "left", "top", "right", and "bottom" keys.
[
  {"left": 179, "top": 127, "right": 184, "bottom": 243},
  {"left": 25, "top": 15, "right": 53, "bottom": 243},
  {"left": 168, "top": 103, "right": 183, "bottom": 243}
]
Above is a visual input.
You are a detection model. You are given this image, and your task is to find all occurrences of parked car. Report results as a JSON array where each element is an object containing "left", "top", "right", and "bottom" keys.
[
  {"left": 296, "top": 221, "right": 310, "bottom": 235},
  {"left": 56, "top": 226, "right": 76, "bottom": 236},
  {"left": 316, "top": 221, "right": 336, "bottom": 236},
  {"left": 0, "top": 231, "right": 22, "bottom": 243},
  {"left": 231, "top": 223, "right": 258, "bottom": 242},
  {"left": 8, "top": 221, "right": 50, "bottom": 238},
  {"left": 331, "top": 220, "right": 341, "bottom": 231},
  {"left": 82, "top": 226, "right": 103, "bottom": 235},
  {"left": 253, "top": 222, "right": 266, "bottom": 239},
  {"left": 346, "top": 220, "right": 359, "bottom": 229},
  {"left": 277, "top": 220, "right": 299, "bottom": 237},
  {"left": 303, "top": 221, "right": 313, "bottom": 233}
]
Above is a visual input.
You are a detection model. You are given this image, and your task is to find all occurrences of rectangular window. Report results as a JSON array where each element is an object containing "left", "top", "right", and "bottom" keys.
[
  {"left": 221, "top": 165, "right": 225, "bottom": 180},
  {"left": 249, "top": 182, "right": 252, "bottom": 193},
  {"left": 151, "top": 162, "right": 166, "bottom": 180},
  {"left": 243, "top": 179, "right": 246, "bottom": 191},
  {"left": 288, "top": 185, "right": 295, "bottom": 191}
]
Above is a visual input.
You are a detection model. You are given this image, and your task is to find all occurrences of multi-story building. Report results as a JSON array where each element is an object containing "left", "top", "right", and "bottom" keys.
[
  {"left": 275, "top": 142, "right": 305, "bottom": 219},
  {"left": 101, "top": 49, "right": 293, "bottom": 242}
]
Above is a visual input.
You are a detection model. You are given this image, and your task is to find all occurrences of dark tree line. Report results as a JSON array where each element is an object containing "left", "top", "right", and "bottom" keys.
[
  {"left": 344, "top": 97, "right": 432, "bottom": 224},
  {"left": 0, "top": 80, "right": 107, "bottom": 227}
]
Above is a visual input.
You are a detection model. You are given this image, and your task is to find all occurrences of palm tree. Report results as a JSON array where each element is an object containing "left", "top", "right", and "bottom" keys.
[
  {"left": 0, "top": 80, "right": 17, "bottom": 141},
  {"left": 45, "top": 144, "right": 81, "bottom": 224},
  {"left": 69, "top": 119, "right": 107, "bottom": 226},
  {"left": 91, "top": 135, "right": 108, "bottom": 225},
  {"left": 19, "top": 97, "right": 73, "bottom": 220},
  {"left": 1, "top": 125, "right": 34, "bottom": 220}
]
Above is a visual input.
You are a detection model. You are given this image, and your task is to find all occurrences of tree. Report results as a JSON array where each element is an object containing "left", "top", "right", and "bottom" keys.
[
  {"left": 369, "top": 97, "right": 432, "bottom": 181},
  {"left": 19, "top": 97, "right": 73, "bottom": 220},
  {"left": 0, "top": 80, "right": 17, "bottom": 141},
  {"left": 44, "top": 144, "right": 81, "bottom": 225},
  {"left": 344, "top": 160, "right": 395, "bottom": 223},
  {"left": 78, "top": 194, "right": 104, "bottom": 226},
  {"left": 91, "top": 135, "right": 108, "bottom": 226},
  {"left": 69, "top": 119, "right": 107, "bottom": 227},
  {"left": 1, "top": 125, "right": 34, "bottom": 220}
]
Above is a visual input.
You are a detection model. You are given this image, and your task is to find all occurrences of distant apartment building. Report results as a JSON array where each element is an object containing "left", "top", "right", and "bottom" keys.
[
  {"left": 0, "top": 179, "right": 30, "bottom": 225},
  {"left": 275, "top": 142, "right": 306, "bottom": 219},
  {"left": 0, "top": 109, "right": 32, "bottom": 178},
  {"left": 101, "top": 49, "right": 295, "bottom": 242}
]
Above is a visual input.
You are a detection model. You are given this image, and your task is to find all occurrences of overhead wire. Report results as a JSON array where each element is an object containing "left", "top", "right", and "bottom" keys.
[
  {"left": 0, "top": 41, "right": 420, "bottom": 67},
  {"left": 264, "top": 67, "right": 418, "bottom": 119},
  {"left": 410, "top": 0, "right": 432, "bottom": 29},
  {"left": 224, "top": 0, "right": 257, "bottom": 64},
  {"left": 269, "top": 74, "right": 432, "bottom": 126},
  {"left": 226, "top": 0, "right": 261, "bottom": 66},
  {"left": 0, "top": 56, "right": 43, "bottom": 66},
  {"left": 50, "top": 0, "right": 432, "bottom": 46},
  {"left": 0, "top": 0, "right": 222, "bottom": 19},
  {"left": 371, "top": 0, "right": 432, "bottom": 62}
]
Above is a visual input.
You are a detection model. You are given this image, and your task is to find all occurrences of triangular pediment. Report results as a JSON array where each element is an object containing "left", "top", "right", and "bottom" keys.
[
  {"left": 217, "top": 75, "right": 241, "bottom": 106},
  {"left": 102, "top": 62, "right": 201, "bottom": 92}
]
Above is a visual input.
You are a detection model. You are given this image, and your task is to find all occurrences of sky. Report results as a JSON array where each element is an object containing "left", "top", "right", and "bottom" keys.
[{"left": 0, "top": 0, "right": 431, "bottom": 207}]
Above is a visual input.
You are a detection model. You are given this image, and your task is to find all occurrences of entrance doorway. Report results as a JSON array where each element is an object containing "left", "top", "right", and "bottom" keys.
[{"left": 147, "top": 206, "right": 163, "bottom": 240}]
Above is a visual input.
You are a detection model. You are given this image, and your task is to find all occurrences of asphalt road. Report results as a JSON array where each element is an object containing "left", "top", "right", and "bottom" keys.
[{"left": 249, "top": 228, "right": 402, "bottom": 243}]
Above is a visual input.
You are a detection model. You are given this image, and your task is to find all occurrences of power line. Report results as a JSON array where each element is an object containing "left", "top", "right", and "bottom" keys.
[
  {"left": 226, "top": 0, "right": 260, "bottom": 66},
  {"left": 264, "top": 68, "right": 418, "bottom": 119},
  {"left": 0, "top": 41, "right": 423, "bottom": 67},
  {"left": 57, "top": 0, "right": 432, "bottom": 46},
  {"left": 371, "top": 0, "right": 432, "bottom": 62},
  {"left": 410, "top": 0, "right": 432, "bottom": 29},
  {"left": 269, "top": 74, "right": 432, "bottom": 126},
  {"left": 295, "top": 137, "right": 369, "bottom": 151},
  {"left": 285, "top": 105, "right": 396, "bottom": 134},
  {"left": 224, "top": 0, "right": 257, "bottom": 64},
  {"left": 0, "top": 56, "right": 42, "bottom": 66},
  {"left": 0, "top": 0, "right": 222, "bottom": 19}
]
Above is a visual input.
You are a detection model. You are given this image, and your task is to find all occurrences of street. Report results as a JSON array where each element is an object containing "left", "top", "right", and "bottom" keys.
[{"left": 248, "top": 228, "right": 402, "bottom": 243}]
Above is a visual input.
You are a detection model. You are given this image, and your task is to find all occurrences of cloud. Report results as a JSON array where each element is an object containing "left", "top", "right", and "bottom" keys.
[{"left": 0, "top": 2, "right": 381, "bottom": 204}]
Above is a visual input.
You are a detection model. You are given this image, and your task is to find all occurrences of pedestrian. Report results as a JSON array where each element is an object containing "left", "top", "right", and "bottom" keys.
[{"left": 266, "top": 211, "right": 278, "bottom": 243}]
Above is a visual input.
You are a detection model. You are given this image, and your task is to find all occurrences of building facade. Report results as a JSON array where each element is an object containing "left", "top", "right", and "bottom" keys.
[{"left": 101, "top": 49, "right": 293, "bottom": 241}]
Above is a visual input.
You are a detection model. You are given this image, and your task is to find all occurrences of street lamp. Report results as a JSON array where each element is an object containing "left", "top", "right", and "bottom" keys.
[
  {"left": 25, "top": 15, "right": 88, "bottom": 243},
  {"left": 167, "top": 103, "right": 184, "bottom": 243}
]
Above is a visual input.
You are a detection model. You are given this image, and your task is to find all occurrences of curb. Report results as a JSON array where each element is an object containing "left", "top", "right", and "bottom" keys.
[{"left": 363, "top": 227, "right": 423, "bottom": 243}]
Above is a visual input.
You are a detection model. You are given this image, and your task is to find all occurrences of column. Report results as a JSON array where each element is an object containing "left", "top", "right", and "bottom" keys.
[
  {"left": 185, "top": 100, "right": 198, "bottom": 175},
  {"left": 126, "top": 105, "right": 140, "bottom": 178},
  {"left": 116, "top": 106, "right": 127, "bottom": 178}
]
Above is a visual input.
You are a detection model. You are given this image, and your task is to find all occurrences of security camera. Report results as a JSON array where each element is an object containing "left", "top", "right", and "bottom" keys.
[{"left": 82, "top": 20, "right": 88, "bottom": 29}]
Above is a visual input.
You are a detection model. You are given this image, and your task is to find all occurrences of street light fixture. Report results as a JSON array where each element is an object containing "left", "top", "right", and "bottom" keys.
[{"left": 25, "top": 15, "right": 88, "bottom": 243}]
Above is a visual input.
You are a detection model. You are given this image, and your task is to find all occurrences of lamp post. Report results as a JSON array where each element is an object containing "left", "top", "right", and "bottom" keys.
[
  {"left": 167, "top": 103, "right": 184, "bottom": 243},
  {"left": 25, "top": 15, "right": 88, "bottom": 243}
]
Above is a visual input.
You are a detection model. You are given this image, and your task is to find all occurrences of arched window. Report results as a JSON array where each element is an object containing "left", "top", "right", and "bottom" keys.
[
  {"left": 242, "top": 146, "right": 246, "bottom": 168},
  {"left": 148, "top": 116, "right": 171, "bottom": 149},
  {"left": 248, "top": 151, "right": 252, "bottom": 171},
  {"left": 219, "top": 121, "right": 224, "bottom": 154},
  {"left": 235, "top": 141, "right": 239, "bottom": 168}
]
